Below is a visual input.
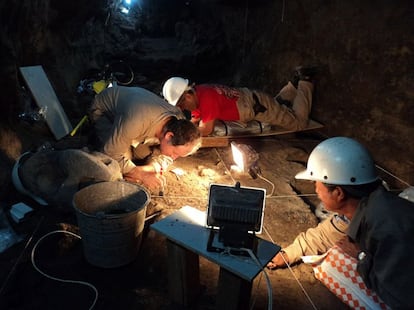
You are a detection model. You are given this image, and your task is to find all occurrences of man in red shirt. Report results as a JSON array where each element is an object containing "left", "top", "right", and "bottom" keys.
[{"left": 162, "top": 66, "right": 317, "bottom": 136}]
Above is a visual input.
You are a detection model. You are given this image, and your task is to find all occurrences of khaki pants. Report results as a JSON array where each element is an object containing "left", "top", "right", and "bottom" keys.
[{"left": 236, "top": 81, "right": 313, "bottom": 130}]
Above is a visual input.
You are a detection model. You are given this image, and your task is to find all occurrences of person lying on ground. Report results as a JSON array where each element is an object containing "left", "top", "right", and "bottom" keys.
[
  {"left": 268, "top": 136, "right": 414, "bottom": 310},
  {"left": 161, "top": 66, "right": 317, "bottom": 136},
  {"left": 89, "top": 86, "right": 201, "bottom": 191}
]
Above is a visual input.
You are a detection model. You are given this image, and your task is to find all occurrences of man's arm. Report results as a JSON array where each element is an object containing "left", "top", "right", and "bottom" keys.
[
  {"left": 268, "top": 214, "right": 348, "bottom": 269},
  {"left": 123, "top": 164, "right": 163, "bottom": 191},
  {"left": 198, "top": 119, "right": 215, "bottom": 136}
]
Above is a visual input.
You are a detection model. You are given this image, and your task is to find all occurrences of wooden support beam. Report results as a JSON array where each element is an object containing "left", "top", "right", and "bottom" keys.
[{"left": 216, "top": 268, "right": 252, "bottom": 310}]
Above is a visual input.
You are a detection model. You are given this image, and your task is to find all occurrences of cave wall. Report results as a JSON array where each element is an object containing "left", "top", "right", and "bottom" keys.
[
  {"left": 0, "top": 0, "right": 413, "bottom": 199},
  {"left": 211, "top": 0, "right": 413, "bottom": 186}
]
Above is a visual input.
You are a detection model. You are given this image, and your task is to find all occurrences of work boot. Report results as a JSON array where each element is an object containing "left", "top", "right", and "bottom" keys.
[{"left": 291, "top": 66, "right": 318, "bottom": 88}]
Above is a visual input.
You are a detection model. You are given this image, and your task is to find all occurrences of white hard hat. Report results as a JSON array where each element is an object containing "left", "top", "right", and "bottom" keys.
[
  {"left": 295, "top": 137, "right": 378, "bottom": 185},
  {"left": 162, "top": 77, "right": 189, "bottom": 105},
  {"left": 12, "top": 152, "right": 48, "bottom": 205}
]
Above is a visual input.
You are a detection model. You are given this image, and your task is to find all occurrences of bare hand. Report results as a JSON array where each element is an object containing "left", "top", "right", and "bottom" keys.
[
  {"left": 191, "top": 117, "right": 200, "bottom": 124},
  {"left": 267, "top": 251, "right": 289, "bottom": 270},
  {"left": 124, "top": 165, "right": 164, "bottom": 191},
  {"left": 199, "top": 120, "right": 215, "bottom": 136}
]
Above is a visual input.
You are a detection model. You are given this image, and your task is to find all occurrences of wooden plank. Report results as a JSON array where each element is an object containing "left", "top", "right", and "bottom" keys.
[
  {"left": 217, "top": 268, "right": 252, "bottom": 310},
  {"left": 201, "top": 119, "right": 324, "bottom": 148},
  {"left": 201, "top": 136, "right": 230, "bottom": 148},
  {"left": 19, "top": 66, "right": 73, "bottom": 140},
  {"left": 167, "top": 240, "right": 201, "bottom": 306}
]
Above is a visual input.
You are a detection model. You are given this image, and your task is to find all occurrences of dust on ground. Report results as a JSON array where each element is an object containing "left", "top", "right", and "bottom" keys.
[{"left": 0, "top": 130, "right": 350, "bottom": 310}]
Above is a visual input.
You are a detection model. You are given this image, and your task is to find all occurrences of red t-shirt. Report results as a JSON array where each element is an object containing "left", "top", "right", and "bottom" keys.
[{"left": 193, "top": 85, "right": 240, "bottom": 122}]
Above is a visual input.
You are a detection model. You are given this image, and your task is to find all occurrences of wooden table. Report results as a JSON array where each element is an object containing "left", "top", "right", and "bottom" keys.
[{"left": 150, "top": 206, "right": 280, "bottom": 309}]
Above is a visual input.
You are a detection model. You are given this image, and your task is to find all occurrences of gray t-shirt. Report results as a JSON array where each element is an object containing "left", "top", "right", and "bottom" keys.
[{"left": 90, "top": 86, "right": 184, "bottom": 173}]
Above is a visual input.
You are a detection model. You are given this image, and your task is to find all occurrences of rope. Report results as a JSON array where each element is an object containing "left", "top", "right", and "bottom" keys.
[
  {"left": 263, "top": 226, "right": 319, "bottom": 310},
  {"left": 150, "top": 193, "right": 317, "bottom": 200},
  {"left": 376, "top": 164, "right": 411, "bottom": 187}
]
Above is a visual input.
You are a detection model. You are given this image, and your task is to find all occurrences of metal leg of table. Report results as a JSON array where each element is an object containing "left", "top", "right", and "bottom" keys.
[
  {"left": 216, "top": 267, "right": 252, "bottom": 310},
  {"left": 167, "top": 240, "right": 201, "bottom": 307}
]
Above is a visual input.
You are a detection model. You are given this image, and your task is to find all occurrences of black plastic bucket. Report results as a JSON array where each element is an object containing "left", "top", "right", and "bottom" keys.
[{"left": 73, "top": 181, "right": 150, "bottom": 268}]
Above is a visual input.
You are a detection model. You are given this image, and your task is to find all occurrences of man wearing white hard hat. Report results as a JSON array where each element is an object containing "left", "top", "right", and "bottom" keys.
[
  {"left": 162, "top": 66, "right": 317, "bottom": 136},
  {"left": 267, "top": 137, "right": 414, "bottom": 309}
]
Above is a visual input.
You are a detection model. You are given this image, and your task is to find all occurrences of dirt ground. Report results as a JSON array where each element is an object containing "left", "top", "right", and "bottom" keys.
[{"left": 0, "top": 130, "right": 350, "bottom": 310}]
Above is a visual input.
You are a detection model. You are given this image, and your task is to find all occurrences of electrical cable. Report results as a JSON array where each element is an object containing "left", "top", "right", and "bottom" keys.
[
  {"left": 248, "top": 249, "right": 273, "bottom": 310},
  {"left": 257, "top": 173, "right": 275, "bottom": 197},
  {"left": 31, "top": 230, "right": 98, "bottom": 310},
  {"left": 262, "top": 226, "right": 319, "bottom": 310},
  {"left": 213, "top": 147, "right": 238, "bottom": 184},
  {"left": 218, "top": 247, "right": 272, "bottom": 310},
  {"left": 0, "top": 216, "right": 44, "bottom": 296},
  {"left": 250, "top": 271, "right": 264, "bottom": 309},
  {"left": 241, "top": 247, "right": 273, "bottom": 310}
]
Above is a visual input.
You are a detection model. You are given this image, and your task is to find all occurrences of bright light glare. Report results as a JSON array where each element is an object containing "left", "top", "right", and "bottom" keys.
[
  {"left": 121, "top": 7, "right": 129, "bottom": 14},
  {"left": 180, "top": 205, "right": 206, "bottom": 226},
  {"left": 125, "top": 0, "right": 132, "bottom": 4},
  {"left": 231, "top": 143, "right": 245, "bottom": 171}
]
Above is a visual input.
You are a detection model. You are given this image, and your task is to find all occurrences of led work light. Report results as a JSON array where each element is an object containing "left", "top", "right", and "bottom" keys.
[{"left": 231, "top": 142, "right": 261, "bottom": 179}]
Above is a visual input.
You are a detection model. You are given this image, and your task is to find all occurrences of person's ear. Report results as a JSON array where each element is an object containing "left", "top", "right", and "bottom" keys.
[
  {"left": 164, "top": 132, "right": 174, "bottom": 144},
  {"left": 335, "top": 186, "right": 346, "bottom": 201}
]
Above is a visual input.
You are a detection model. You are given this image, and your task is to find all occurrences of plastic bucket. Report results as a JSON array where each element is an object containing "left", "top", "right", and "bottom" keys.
[{"left": 73, "top": 181, "right": 150, "bottom": 268}]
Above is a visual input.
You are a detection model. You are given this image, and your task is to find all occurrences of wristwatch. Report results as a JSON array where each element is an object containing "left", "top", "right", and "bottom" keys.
[{"left": 357, "top": 251, "right": 367, "bottom": 261}]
